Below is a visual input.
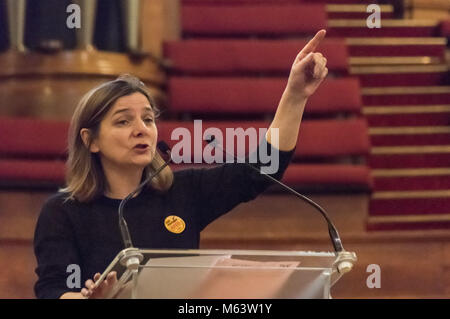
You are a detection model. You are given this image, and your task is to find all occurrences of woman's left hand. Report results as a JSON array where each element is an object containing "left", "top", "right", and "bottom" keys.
[
  {"left": 81, "top": 271, "right": 118, "bottom": 299},
  {"left": 284, "top": 29, "right": 328, "bottom": 101}
]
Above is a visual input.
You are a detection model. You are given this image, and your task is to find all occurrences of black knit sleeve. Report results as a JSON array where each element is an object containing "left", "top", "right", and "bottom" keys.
[
  {"left": 33, "top": 194, "right": 81, "bottom": 299},
  {"left": 192, "top": 136, "right": 296, "bottom": 231}
]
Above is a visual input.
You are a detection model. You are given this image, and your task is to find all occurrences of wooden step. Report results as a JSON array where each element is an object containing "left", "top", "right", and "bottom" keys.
[
  {"left": 363, "top": 105, "right": 450, "bottom": 126},
  {"left": 326, "top": 4, "right": 394, "bottom": 19},
  {"left": 367, "top": 213, "right": 450, "bottom": 231},
  {"left": 363, "top": 105, "right": 450, "bottom": 115},
  {"left": 369, "top": 153, "right": 450, "bottom": 169},
  {"left": 347, "top": 37, "right": 447, "bottom": 57},
  {"left": 369, "top": 126, "right": 450, "bottom": 146},
  {"left": 371, "top": 145, "right": 450, "bottom": 155},
  {"left": 328, "top": 19, "right": 440, "bottom": 37},
  {"left": 361, "top": 86, "right": 450, "bottom": 105},
  {"left": 349, "top": 56, "right": 443, "bottom": 65},
  {"left": 372, "top": 169, "right": 450, "bottom": 191},
  {"left": 350, "top": 64, "right": 449, "bottom": 86},
  {"left": 369, "top": 190, "right": 450, "bottom": 221}
]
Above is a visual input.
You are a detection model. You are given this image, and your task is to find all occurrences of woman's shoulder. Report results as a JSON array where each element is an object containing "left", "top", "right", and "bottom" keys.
[
  {"left": 44, "top": 191, "right": 73, "bottom": 207},
  {"left": 39, "top": 191, "right": 80, "bottom": 218}
]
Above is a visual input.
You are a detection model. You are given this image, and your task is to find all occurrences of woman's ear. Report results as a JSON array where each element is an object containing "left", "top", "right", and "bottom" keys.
[{"left": 80, "top": 128, "right": 100, "bottom": 153}]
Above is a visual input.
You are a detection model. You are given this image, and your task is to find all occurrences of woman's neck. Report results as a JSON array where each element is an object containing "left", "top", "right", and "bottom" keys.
[{"left": 102, "top": 164, "right": 144, "bottom": 200}]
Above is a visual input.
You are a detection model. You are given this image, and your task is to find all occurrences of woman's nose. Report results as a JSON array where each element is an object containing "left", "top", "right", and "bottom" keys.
[{"left": 132, "top": 119, "right": 151, "bottom": 135}]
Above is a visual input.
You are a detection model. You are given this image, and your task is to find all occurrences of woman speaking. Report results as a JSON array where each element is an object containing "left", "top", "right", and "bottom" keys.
[{"left": 33, "top": 30, "right": 328, "bottom": 299}]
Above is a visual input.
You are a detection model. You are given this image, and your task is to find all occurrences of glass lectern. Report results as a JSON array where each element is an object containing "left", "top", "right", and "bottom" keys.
[{"left": 93, "top": 248, "right": 357, "bottom": 299}]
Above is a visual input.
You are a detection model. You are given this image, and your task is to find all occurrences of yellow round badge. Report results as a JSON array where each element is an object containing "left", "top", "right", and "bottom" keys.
[{"left": 164, "top": 215, "right": 186, "bottom": 234}]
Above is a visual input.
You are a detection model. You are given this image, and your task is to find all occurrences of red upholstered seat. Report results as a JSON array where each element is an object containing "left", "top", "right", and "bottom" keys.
[
  {"left": 0, "top": 117, "right": 68, "bottom": 187},
  {"left": 182, "top": 4, "right": 327, "bottom": 36},
  {"left": 441, "top": 19, "right": 450, "bottom": 37},
  {"left": 168, "top": 77, "right": 362, "bottom": 115},
  {"left": 182, "top": 0, "right": 307, "bottom": 4},
  {"left": 282, "top": 164, "right": 372, "bottom": 189},
  {"left": 0, "top": 159, "right": 66, "bottom": 184},
  {"left": 0, "top": 117, "right": 68, "bottom": 158},
  {"left": 0, "top": 117, "right": 69, "bottom": 187},
  {"left": 157, "top": 119, "right": 370, "bottom": 161},
  {"left": 295, "top": 119, "right": 370, "bottom": 158},
  {"left": 0, "top": 117, "right": 372, "bottom": 190},
  {"left": 157, "top": 119, "right": 372, "bottom": 190},
  {"left": 182, "top": 0, "right": 376, "bottom": 4},
  {"left": 170, "top": 162, "right": 372, "bottom": 191},
  {"left": 164, "top": 39, "right": 349, "bottom": 75}
]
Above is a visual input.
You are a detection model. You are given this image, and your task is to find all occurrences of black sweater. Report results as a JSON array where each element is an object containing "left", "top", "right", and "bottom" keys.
[{"left": 33, "top": 139, "right": 295, "bottom": 298}]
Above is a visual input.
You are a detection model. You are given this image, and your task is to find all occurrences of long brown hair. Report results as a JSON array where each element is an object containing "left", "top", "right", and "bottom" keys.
[{"left": 59, "top": 74, "right": 173, "bottom": 203}]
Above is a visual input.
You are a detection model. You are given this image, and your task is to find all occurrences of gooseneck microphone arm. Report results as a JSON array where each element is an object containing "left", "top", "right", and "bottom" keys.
[
  {"left": 118, "top": 141, "right": 172, "bottom": 249},
  {"left": 205, "top": 135, "right": 344, "bottom": 253}
]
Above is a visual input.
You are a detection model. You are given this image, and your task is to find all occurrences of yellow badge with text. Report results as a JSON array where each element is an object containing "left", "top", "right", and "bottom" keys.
[{"left": 164, "top": 215, "right": 186, "bottom": 234}]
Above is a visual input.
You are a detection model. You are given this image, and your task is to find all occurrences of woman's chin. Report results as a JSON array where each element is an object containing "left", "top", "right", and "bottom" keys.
[{"left": 132, "top": 157, "right": 153, "bottom": 167}]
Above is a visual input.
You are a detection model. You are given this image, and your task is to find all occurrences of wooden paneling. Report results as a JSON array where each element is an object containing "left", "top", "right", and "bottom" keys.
[
  {"left": 1, "top": 191, "right": 450, "bottom": 298},
  {"left": 0, "top": 242, "right": 37, "bottom": 299},
  {"left": 0, "top": 48, "right": 166, "bottom": 121},
  {"left": 200, "top": 194, "right": 450, "bottom": 298},
  {"left": 141, "top": 0, "right": 181, "bottom": 58},
  {"left": 0, "top": 191, "right": 51, "bottom": 241},
  {"left": 0, "top": 75, "right": 164, "bottom": 121}
]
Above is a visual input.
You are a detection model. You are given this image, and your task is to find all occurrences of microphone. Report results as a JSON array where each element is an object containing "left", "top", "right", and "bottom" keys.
[
  {"left": 118, "top": 141, "right": 173, "bottom": 249},
  {"left": 204, "top": 135, "right": 345, "bottom": 253}
]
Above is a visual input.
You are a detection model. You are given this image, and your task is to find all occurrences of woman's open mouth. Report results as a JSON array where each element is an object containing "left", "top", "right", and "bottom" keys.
[{"left": 133, "top": 144, "right": 150, "bottom": 153}]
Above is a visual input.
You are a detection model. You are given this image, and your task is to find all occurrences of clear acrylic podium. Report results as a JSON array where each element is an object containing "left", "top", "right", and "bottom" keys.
[{"left": 94, "top": 248, "right": 357, "bottom": 299}]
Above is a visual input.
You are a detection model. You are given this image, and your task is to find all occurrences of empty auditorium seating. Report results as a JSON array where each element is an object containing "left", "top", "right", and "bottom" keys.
[
  {"left": 157, "top": 119, "right": 373, "bottom": 191},
  {"left": 0, "top": 117, "right": 68, "bottom": 187},
  {"left": 164, "top": 38, "right": 349, "bottom": 75},
  {"left": 346, "top": 37, "right": 447, "bottom": 60},
  {"left": 157, "top": 119, "right": 370, "bottom": 159},
  {"left": 325, "top": 1, "right": 450, "bottom": 223},
  {"left": 327, "top": 19, "right": 440, "bottom": 37},
  {"left": 361, "top": 86, "right": 450, "bottom": 106},
  {"left": 351, "top": 65, "right": 449, "bottom": 87},
  {"left": 161, "top": 0, "right": 373, "bottom": 193},
  {"left": 181, "top": 4, "right": 327, "bottom": 37},
  {"left": 441, "top": 19, "right": 450, "bottom": 38},
  {"left": 0, "top": 117, "right": 372, "bottom": 191},
  {"left": 168, "top": 77, "right": 362, "bottom": 116}
]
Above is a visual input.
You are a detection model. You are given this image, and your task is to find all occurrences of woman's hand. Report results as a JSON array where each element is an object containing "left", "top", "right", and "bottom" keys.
[
  {"left": 266, "top": 29, "right": 329, "bottom": 151},
  {"left": 81, "top": 271, "right": 118, "bottom": 299},
  {"left": 285, "top": 29, "right": 328, "bottom": 101}
]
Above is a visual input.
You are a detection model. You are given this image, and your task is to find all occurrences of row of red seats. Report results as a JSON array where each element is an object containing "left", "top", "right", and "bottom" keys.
[
  {"left": 181, "top": 0, "right": 378, "bottom": 5},
  {"left": 162, "top": 0, "right": 374, "bottom": 192},
  {"left": 0, "top": 117, "right": 372, "bottom": 191}
]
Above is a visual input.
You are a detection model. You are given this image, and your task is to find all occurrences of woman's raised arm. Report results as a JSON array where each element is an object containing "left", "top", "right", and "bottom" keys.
[{"left": 266, "top": 29, "right": 328, "bottom": 151}]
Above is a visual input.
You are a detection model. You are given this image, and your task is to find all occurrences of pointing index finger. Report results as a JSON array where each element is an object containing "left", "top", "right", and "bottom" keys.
[{"left": 299, "top": 29, "right": 326, "bottom": 56}]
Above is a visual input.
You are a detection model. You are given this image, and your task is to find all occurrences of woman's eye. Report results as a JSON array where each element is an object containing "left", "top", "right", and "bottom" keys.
[
  {"left": 117, "top": 120, "right": 128, "bottom": 125},
  {"left": 144, "top": 118, "right": 154, "bottom": 123}
]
